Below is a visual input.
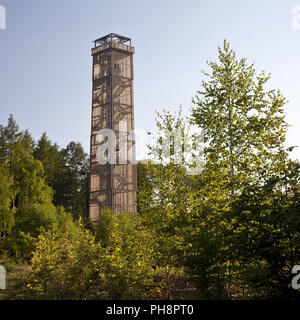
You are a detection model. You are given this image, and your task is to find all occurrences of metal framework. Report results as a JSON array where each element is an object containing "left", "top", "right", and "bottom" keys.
[
  {"left": 93, "top": 33, "right": 132, "bottom": 47},
  {"left": 89, "top": 34, "right": 137, "bottom": 222}
]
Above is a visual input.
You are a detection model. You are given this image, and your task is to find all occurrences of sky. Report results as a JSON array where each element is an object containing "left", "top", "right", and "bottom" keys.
[{"left": 0, "top": 0, "right": 300, "bottom": 160}]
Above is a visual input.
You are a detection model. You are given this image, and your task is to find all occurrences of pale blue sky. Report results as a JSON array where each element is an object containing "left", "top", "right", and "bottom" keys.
[{"left": 0, "top": 0, "right": 300, "bottom": 160}]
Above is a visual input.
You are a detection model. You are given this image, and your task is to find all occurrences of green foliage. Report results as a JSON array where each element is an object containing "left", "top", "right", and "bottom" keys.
[
  {"left": 30, "top": 213, "right": 165, "bottom": 299},
  {"left": 0, "top": 116, "right": 75, "bottom": 260},
  {"left": 0, "top": 165, "right": 14, "bottom": 235},
  {"left": 182, "top": 40, "right": 297, "bottom": 299},
  {"left": 15, "top": 204, "right": 57, "bottom": 238},
  {"left": 191, "top": 40, "right": 289, "bottom": 195},
  {"left": 0, "top": 114, "right": 21, "bottom": 163},
  {"left": 33, "top": 135, "right": 89, "bottom": 220},
  {"left": 30, "top": 220, "right": 104, "bottom": 299},
  {"left": 60, "top": 142, "right": 89, "bottom": 220},
  {"left": 137, "top": 41, "right": 300, "bottom": 300},
  {"left": 136, "top": 161, "right": 154, "bottom": 213},
  {"left": 33, "top": 133, "right": 64, "bottom": 190},
  {"left": 1, "top": 41, "right": 300, "bottom": 300},
  {"left": 225, "top": 160, "right": 300, "bottom": 298},
  {"left": 95, "top": 210, "right": 164, "bottom": 299}
]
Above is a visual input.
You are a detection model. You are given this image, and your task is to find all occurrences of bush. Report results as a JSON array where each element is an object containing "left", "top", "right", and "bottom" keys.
[{"left": 30, "top": 213, "right": 166, "bottom": 299}]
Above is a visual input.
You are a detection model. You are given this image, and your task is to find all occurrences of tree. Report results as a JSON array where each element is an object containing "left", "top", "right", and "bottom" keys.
[
  {"left": 60, "top": 142, "right": 89, "bottom": 220},
  {"left": 22, "top": 130, "right": 35, "bottom": 154},
  {"left": 226, "top": 159, "right": 300, "bottom": 299},
  {"left": 0, "top": 165, "right": 13, "bottom": 236},
  {"left": 0, "top": 116, "right": 64, "bottom": 258},
  {"left": 33, "top": 133, "right": 65, "bottom": 191},
  {"left": 33, "top": 136, "right": 89, "bottom": 220},
  {"left": 0, "top": 114, "right": 21, "bottom": 155},
  {"left": 137, "top": 161, "right": 154, "bottom": 213},
  {"left": 139, "top": 109, "right": 201, "bottom": 295},
  {"left": 191, "top": 40, "right": 290, "bottom": 196},
  {"left": 186, "top": 40, "right": 297, "bottom": 299}
]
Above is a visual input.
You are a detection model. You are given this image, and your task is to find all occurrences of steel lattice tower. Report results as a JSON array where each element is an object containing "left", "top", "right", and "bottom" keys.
[{"left": 89, "top": 33, "right": 137, "bottom": 222}]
